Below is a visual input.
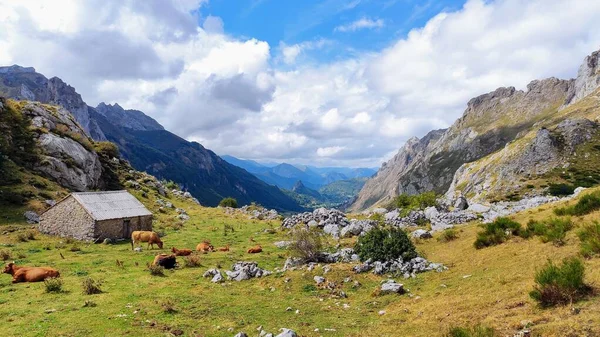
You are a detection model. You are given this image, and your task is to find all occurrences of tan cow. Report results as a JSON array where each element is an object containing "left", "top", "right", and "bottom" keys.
[
  {"left": 196, "top": 240, "right": 214, "bottom": 252},
  {"left": 3, "top": 263, "right": 60, "bottom": 283},
  {"left": 171, "top": 247, "right": 192, "bottom": 256},
  {"left": 131, "top": 231, "right": 163, "bottom": 250},
  {"left": 216, "top": 244, "right": 230, "bottom": 252}
]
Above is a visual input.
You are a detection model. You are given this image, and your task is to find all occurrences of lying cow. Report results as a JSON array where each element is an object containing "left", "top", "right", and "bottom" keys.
[
  {"left": 152, "top": 254, "right": 177, "bottom": 269},
  {"left": 196, "top": 241, "right": 214, "bottom": 252},
  {"left": 171, "top": 247, "right": 192, "bottom": 256},
  {"left": 247, "top": 245, "right": 262, "bottom": 254},
  {"left": 216, "top": 244, "right": 230, "bottom": 252},
  {"left": 3, "top": 262, "right": 60, "bottom": 283},
  {"left": 131, "top": 231, "right": 163, "bottom": 250}
]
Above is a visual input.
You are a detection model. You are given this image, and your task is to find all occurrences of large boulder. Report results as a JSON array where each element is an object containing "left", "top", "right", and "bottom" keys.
[
  {"left": 275, "top": 329, "right": 298, "bottom": 337},
  {"left": 24, "top": 211, "right": 40, "bottom": 224},
  {"left": 380, "top": 280, "right": 405, "bottom": 294}
]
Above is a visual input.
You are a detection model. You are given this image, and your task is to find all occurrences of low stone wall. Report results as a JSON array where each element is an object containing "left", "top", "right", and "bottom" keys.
[{"left": 39, "top": 196, "right": 96, "bottom": 241}]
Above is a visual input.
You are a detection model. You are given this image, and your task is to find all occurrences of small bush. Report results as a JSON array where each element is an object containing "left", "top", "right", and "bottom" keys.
[
  {"left": 44, "top": 277, "right": 63, "bottom": 293},
  {"left": 555, "top": 191, "right": 600, "bottom": 216},
  {"left": 16, "top": 233, "right": 29, "bottom": 242},
  {"left": 148, "top": 264, "right": 165, "bottom": 276},
  {"left": 474, "top": 217, "right": 523, "bottom": 249},
  {"left": 529, "top": 257, "right": 591, "bottom": 307},
  {"left": 69, "top": 245, "right": 81, "bottom": 252},
  {"left": 578, "top": 221, "right": 600, "bottom": 258},
  {"left": 161, "top": 299, "right": 177, "bottom": 314},
  {"left": 445, "top": 325, "right": 496, "bottom": 337},
  {"left": 83, "top": 300, "right": 97, "bottom": 307},
  {"left": 386, "top": 192, "right": 437, "bottom": 213},
  {"left": 25, "top": 230, "right": 36, "bottom": 240},
  {"left": 438, "top": 228, "right": 458, "bottom": 242},
  {"left": 0, "top": 249, "right": 12, "bottom": 261},
  {"left": 184, "top": 254, "right": 201, "bottom": 268},
  {"left": 219, "top": 197, "right": 238, "bottom": 208},
  {"left": 81, "top": 277, "right": 103, "bottom": 295},
  {"left": 93, "top": 141, "right": 120, "bottom": 158},
  {"left": 355, "top": 227, "right": 417, "bottom": 262},
  {"left": 548, "top": 183, "right": 576, "bottom": 197},
  {"left": 526, "top": 218, "right": 573, "bottom": 246},
  {"left": 289, "top": 228, "right": 323, "bottom": 263},
  {"left": 302, "top": 284, "right": 317, "bottom": 292}
]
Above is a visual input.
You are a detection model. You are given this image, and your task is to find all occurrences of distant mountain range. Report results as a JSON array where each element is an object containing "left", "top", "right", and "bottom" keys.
[
  {"left": 221, "top": 155, "right": 376, "bottom": 190},
  {"left": 0, "top": 65, "right": 303, "bottom": 212}
]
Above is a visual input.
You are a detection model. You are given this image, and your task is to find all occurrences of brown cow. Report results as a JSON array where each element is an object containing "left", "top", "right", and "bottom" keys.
[
  {"left": 196, "top": 241, "right": 214, "bottom": 252},
  {"left": 247, "top": 245, "right": 262, "bottom": 254},
  {"left": 216, "top": 244, "right": 230, "bottom": 252},
  {"left": 152, "top": 254, "right": 177, "bottom": 269},
  {"left": 3, "top": 263, "right": 60, "bottom": 283},
  {"left": 171, "top": 247, "right": 192, "bottom": 256},
  {"left": 131, "top": 231, "right": 163, "bottom": 250}
]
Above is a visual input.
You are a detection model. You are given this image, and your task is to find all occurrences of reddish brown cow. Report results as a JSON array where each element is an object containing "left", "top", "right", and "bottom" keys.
[
  {"left": 196, "top": 241, "right": 214, "bottom": 252},
  {"left": 3, "top": 263, "right": 60, "bottom": 283},
  {"left": 247, "top": 245, "right": 262, "bottom": 254},
  {"left": 216, "top": 244, "right": 230, "bottom": 252},
  {"left": 171, "top": 247, "right": 192, "bottom": 256},
  {"left": 131, "top": 231, "right": 163, "bottom": 250}
]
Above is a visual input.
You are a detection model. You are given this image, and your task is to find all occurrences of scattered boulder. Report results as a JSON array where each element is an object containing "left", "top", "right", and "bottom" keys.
[
  {"left": 274, "top": 241, "right": 292, "bottom": 249},
  {"left": 45, "top": 199, "right": 56, "bottom": 207},
  {"left": 412, "top": 229, "right": 432, "bottom": 239},
  {"left": 275, "top": 329, "right": 298, "bottom": 337},
  {"left": 314, "top": 276, "right": 325, "bottom": 285},
  {"left": 225, "top": 262, "right": 271, "bottom": 281},
  {"left": 380, "top": 280, "right": 405, "bottom": 294},
  {"left": 24, "top": 211, "right": 40, "bottom": 224},
  {"left": 454, "top": 195, "right": 468, "bottom": 210},
  {"left": 233, "top": 333, "right": 248, "bottom": 337}
]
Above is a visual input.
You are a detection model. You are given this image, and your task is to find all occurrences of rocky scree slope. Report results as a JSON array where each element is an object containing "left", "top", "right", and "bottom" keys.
[
  {"left": 352, "top": 48, "right": 600, "bottom": 211},
  {"left": 0, "top": 66, "right": 302, "bottom": 212}
]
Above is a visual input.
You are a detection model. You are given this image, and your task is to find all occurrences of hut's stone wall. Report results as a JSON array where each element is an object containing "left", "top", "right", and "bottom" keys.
[
  {"left": 39, "top": 196, "right": 95, "bottom": 241},
  {"left": 95, "top": 215, "right": 153, "bottom": 240}
]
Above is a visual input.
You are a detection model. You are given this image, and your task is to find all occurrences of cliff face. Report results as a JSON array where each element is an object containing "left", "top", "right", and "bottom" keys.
[{"left": 352, "top": 49, "right": 600, "bottom": 211}]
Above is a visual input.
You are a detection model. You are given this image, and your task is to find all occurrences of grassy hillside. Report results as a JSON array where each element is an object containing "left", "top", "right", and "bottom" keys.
[{"left": 2, "top": 179, "right": 600, "bottom": 336}]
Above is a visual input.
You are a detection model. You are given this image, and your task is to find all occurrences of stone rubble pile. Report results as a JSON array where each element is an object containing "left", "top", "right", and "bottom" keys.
[
  {"left": 171, "top": 189, "right": 201, "bottom": 205},
  {"left": 224, "top": 262, "right": 271, "bottom": 281},
  {"left": 203, "top": 268, "right": 224, "bottom": 283},
  {"left": 282, "top": 248, "right": 360, "bottom": 271},
  {"left": 223, "top": 205, "right": 280, "bottom": 220},
  {"left": 353, "top": 256, "right": 447, "bottom": 278},
  {"left": 23, "top": 211, "right": 40, "bottom": 224},
  {"left": 281, "top": 208, "right": 376, "bottom": 239}
]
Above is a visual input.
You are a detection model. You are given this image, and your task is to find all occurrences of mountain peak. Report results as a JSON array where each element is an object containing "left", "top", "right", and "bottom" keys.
[{"left": 0, "top": 65, "right": 36, "bottom": 74}]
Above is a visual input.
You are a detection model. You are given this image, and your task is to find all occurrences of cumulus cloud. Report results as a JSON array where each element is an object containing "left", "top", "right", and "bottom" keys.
[
  {"left": 1, "top": 0, "right": 600, "bottom": 168},
  {"left": 334, "top": 17, "right": 384, "bottom": 32}
]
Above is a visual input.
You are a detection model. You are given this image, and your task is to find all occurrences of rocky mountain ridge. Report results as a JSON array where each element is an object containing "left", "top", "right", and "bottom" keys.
[
  {"left": 352, "top": 48, "right": 600, "bottom": 211},
  {"left": 0, "top": 66, "right": 302, "bottom": 211}
]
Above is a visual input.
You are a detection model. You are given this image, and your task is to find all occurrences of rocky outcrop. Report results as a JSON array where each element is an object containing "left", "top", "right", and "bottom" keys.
[
  {"left": 447, "top": 119, "right": 599, "bottom": 202},
  {"left": 95, "top": 102, "right": 164, "bottom": 131},
  {"left": 353, "top": 256, "right": 446, "bottom": 277},
  {"left": 224, "top": 262, "right": 271, "bottom": 281},
  {"left": 353, "top": 49, "right": 600, "bottom": 211}
]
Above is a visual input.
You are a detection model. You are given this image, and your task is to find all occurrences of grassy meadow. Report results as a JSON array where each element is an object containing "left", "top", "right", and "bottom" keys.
[{"left": 1, "top": 187, "right": 600, "bottom": 337}]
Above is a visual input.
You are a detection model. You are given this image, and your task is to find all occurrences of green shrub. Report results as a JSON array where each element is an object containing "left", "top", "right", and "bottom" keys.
[
  {"left": 578, "top": 221, "right": 600, "bottom": 258},
  {"left": 355, "top": 227, "right": 417, "bottom": 262},
  {"left": 554, "top": 191, "right": 600, "bottom": 216},
  {"left": 445, "top": 325, "right": 496, "bottom": 337},
  {"left": 438, "top": 228, "right": 458, "bottom": 242},
  {"left": 81, "top": 277, "right": 103, "bottom": 295},
  {"left": 302, "top": 284, "right": 317, "bottom": 292},
  {"left": 0, "top": 249, "right": 12, "bottom": 261},
  {"left": 93, "top": 141, "right": 120, "bottom": 158},
  {"left": 289, "top": 228, "right": 323, "bottom": 263},
  {"left": 548, "top": 183, "right": 576, "bottom": 196},
  {"left": 163, "top": 180, "right": 179, "bottom": 190},
  {"left": 44, "top": 277, "right": 63, "bottom": 293},
  {"left": 183, "top": 254, "right": 201, "bottom": 268},
  {"left": 386, "top": 192, "right": 437, "bottom": 214},
  {"left": 529, "top": 257, "right": 591, "bottom": 307},
  {"left": 148, "top": 264, "right": 165, "bottom": 276},
  {"left": 474, "top": 217, "right": 523, "bottom": 249},
  {"left": 218, "top": 197, "right": 238, "bottom": 208},
  {"left": 526, "top": 218, "right": 573, "bottom": 246}
]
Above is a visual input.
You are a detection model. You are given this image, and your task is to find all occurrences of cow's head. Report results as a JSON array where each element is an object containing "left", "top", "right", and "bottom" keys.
[
  {"left": 3, "top": 262, "right": 15, "bottom": 274},
  {"left": 157, "top": 240, "right": 163, "bottom": 249}
]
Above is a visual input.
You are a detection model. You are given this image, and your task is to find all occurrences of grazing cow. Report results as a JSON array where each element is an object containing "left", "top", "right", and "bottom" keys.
[
  {"left": 216, "top": 244, "right": 230, "bottom": 252},
  {"left": 171, "top": 247, "right": 192, "bottom": 256},
  {"left": 3, "top": 262, "right": 60, "bottom": 283},
  {"left": 131, "top": 231, "right": 163, "bottom": 250},
  {"left": 247, "top": 245, "right": 262, "bottom": 254},
  {"left": 196, "top": 241, "right": 214, "bottom": 252},
  {"left": 152, "top": 254, "right": 177, "bottom": 269}
]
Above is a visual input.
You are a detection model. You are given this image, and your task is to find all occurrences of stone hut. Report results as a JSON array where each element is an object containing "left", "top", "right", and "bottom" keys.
[{"left": 40, "top": 190, "right": 153, "bottom": 241}]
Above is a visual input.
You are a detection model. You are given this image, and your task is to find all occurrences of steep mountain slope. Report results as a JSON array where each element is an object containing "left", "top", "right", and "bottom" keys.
[
  {"left": 0, "top": 66, "right": 302, "bottom": 211},
  {"left": 220, "top": 155, "right": 268, "bottom": 174},
  {"left": 352, "top": 48, "right": 600, "bottom": 211}
]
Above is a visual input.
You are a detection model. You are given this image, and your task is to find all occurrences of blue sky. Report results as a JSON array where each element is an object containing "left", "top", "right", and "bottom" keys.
[{"left": 203, "top": 0, "right": 465, "bottom": 62}]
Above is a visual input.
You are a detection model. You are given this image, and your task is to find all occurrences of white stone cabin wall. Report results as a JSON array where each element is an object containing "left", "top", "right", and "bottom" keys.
[{"left": 39, "top": 196, "right": 96, "bottom": 241}]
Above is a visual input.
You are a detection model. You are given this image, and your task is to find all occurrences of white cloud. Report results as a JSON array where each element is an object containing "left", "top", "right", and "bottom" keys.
[
  {"left": 334, "top": 17, "right": 384, "bottom": 32},
  {"left": 1, "top": 0, "right": 600, "bottom": 168}
]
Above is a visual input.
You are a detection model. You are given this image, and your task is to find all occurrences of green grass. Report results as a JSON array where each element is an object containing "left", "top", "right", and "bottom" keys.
[
  {"left": 554, "top": 191, "right": 600, "bottom": 216},
  {"left": 578, "top": 221, "right": 600, "bottom": 258}
]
